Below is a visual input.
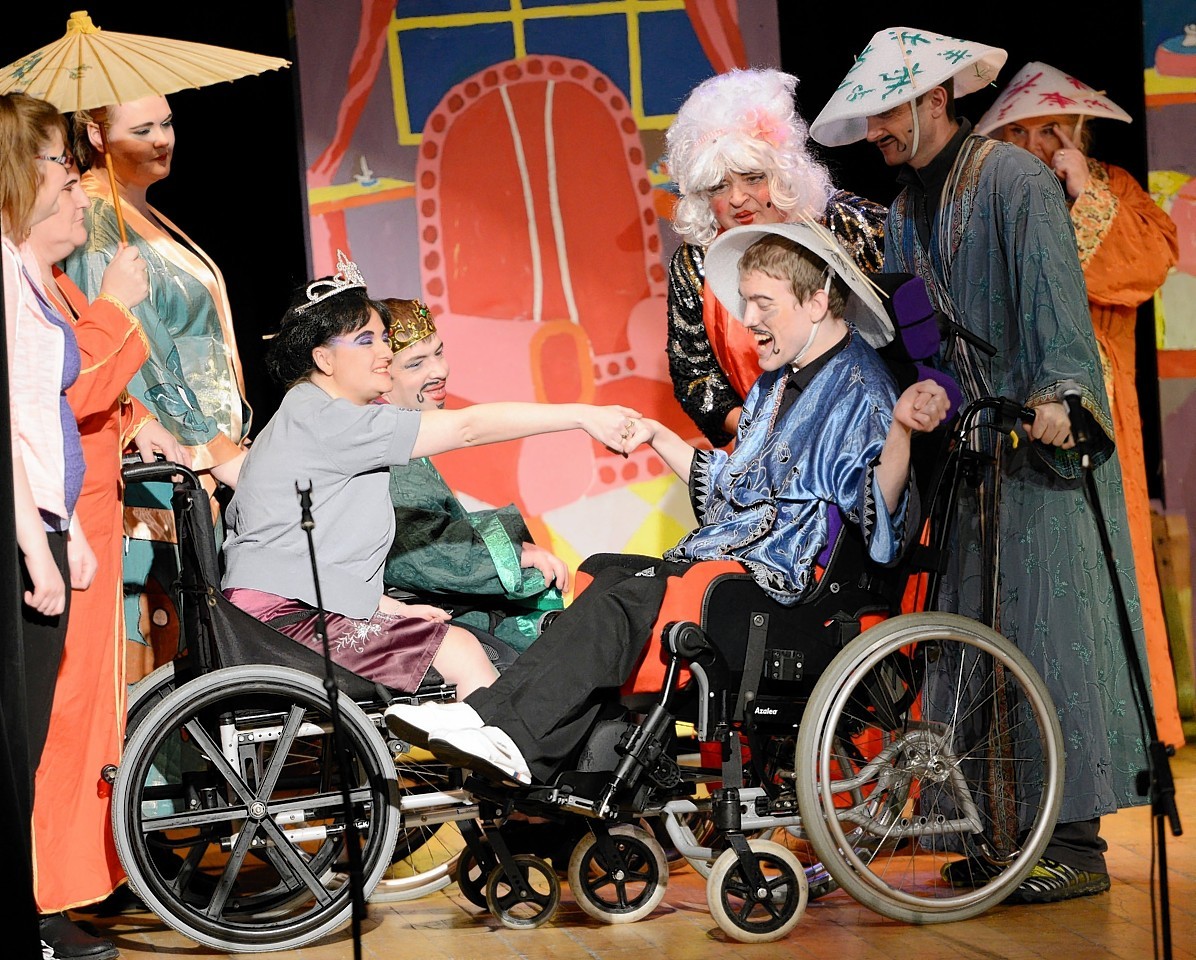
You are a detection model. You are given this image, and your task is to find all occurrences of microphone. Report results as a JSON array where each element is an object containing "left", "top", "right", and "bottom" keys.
[
  {"left": 296, "top": 481, "right": 316, "bottom": 531},
  {"left": 1057, "top": 380, "right": 1092, "bottom": 453}
]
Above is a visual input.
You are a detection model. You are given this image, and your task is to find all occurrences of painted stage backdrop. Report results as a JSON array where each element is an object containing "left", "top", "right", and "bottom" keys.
[
  {"left": 293, "top": 0, "right": 779, "bottom": 568},
  {"left": 1144, "top": 0, "right": 1196, "bottom": 681}
]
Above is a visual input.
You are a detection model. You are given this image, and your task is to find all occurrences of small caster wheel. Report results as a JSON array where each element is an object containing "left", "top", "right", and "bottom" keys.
[
  {"left": 453, "top": 840, "right": 493, "bottom": 909},
  {"left": 706, "top": 839, "right": 808, "bottom": 943},
  {"left": 567, "top": 824, "right": 668, "bottom": 923},
  {"left": 485, "top": 854, "right": 560, "bottom": 929}
]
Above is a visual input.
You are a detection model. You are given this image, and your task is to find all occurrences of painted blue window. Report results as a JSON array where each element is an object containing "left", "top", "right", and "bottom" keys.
[
  {"left": 398, "top": 22, "right": 516, "bottom": 131},
  {"left": 398, "top": 0, "right": 509, "bottom": 16},
  {"left": 640, "top": 10, "right": 714, "bottom": 115},
  {"left": 525, "top": 15, "right": 631, "bottom": 95}
]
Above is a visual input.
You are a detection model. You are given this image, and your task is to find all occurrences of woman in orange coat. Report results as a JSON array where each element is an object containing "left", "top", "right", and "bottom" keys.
[
  {"left": 25, "top": 159, "right": 187, "bottom": 954},
  {"left": 979, "top": 62, "right": 1183, "bottom": 746}
]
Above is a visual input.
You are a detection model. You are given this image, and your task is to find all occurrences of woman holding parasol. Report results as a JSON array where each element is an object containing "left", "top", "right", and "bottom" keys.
[
  {"left": 2, "top": 10, "right": 288, "bottom": 683},
  {"left": 64, "top": 93, "right": 250, "bottom": 684}
]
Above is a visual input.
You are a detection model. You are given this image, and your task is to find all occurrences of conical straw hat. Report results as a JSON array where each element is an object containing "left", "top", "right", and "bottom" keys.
[
  {"left": 811, "top": 27, "right": 1006, "bottom": 147},
  {"left": 975, "top": 61, "right": 1131, "bottom": 136}
]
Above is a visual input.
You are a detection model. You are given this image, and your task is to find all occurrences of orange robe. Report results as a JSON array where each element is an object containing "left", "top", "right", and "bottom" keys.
[
  {"left": 1073, "top": 160, "right": 1183, "bottom": 746},
  {"left": 32, "top": 271, "right": 150, "bottom": 910}
]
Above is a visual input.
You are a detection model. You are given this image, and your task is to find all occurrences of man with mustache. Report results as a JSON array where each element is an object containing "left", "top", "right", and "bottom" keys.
[
  {"left": 810, "top": 27, "right": 1152, "bottom": 905},
  {"left": 380, "top": 298, "right": 564, "bottom": 653}
]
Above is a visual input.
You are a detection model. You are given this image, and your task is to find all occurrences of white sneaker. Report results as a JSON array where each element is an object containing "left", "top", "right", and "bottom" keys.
[
  {"left": 383, "top": 701, "right": 483, "bottom": 748},
  {"left": 428, "top": 726, "right": 532, "bottom": 785}
]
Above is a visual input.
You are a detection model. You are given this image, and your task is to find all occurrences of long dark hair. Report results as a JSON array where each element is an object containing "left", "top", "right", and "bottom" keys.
[{"left": 266, "top": 284, "right": 391, "bottom": 388}]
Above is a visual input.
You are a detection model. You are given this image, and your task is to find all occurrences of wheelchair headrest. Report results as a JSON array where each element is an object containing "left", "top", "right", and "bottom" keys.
[
  {"left": 870, "top": 273, "right": 964, "bottom": 416},
  {"left": 868, "top": 273, "right": 941, "bottom": 362}
]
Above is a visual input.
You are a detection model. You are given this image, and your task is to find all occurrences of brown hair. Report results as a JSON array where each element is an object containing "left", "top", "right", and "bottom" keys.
[
  {"left": 381, "top": 296, "right": 437, "bottom": 352},
  {"left": 737, "top": 234, "right": 847, "bottom": 317},
  {"left": 71, "top": 105, "right": 110, "bottom": 170},
  {"left": 0, "top": 93, "right": 68, "bottom": 238}
]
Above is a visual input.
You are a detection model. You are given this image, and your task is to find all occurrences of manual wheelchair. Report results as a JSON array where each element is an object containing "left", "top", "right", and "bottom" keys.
[
  {"left": 112, "top": 390, "right": 1064, "bottom": 950},
  {"left": 114, "top": 458, "right": 482, "bottom": 952}
]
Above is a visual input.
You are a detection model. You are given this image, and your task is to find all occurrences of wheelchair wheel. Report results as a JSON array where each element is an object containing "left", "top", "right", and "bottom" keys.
[
  {"left": 369, "top": 749, "right": 463, "bottom": 903},
  {"left": 113, "top": 665, "right": 400, "bottom": 952},
  {"left": 567, "top": 824, "right": 668, "bottom": 924},
  {"left": 794, "top": 612, "right": 1065, "bottom": 924},
  {"left": 485, "top": 854, "right": 561, "bottom": 929},
  {"left": 705, "top": 839, "right": 807, "bottom": 943},
  {"left": 125, "top": 661, "right": 177, "bottom": 739}
]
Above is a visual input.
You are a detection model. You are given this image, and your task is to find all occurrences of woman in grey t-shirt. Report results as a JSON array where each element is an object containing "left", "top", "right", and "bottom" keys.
[{"left": 223, "top": 257, "right": 639, "bottom": 697}]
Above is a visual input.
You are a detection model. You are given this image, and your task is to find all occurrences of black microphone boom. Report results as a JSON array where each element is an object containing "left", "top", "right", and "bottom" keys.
[{"left": 295, "top": 481, "right": 366, "bottom": 960}]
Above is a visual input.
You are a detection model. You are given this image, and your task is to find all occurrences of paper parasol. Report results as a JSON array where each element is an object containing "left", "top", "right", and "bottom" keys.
[{"left": 0, "top": 9, "right": 290, "bottom": 240}]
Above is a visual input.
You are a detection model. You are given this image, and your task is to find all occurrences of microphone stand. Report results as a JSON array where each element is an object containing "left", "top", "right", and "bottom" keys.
[
  {"left": 1063, "top": 397, "right": 1181, "bottom": 960},
  {"left": 296, "top": 482, "right": 365, "bottom": 960}
]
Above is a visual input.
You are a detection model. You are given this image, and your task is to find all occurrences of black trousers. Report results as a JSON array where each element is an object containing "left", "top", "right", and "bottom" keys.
[
  {"left": 466, "top": 555, "right": 682, "bottom": 783},
  {"left": 1045, "top": 817, "right": 1107, "bottom": 874},
  {"left": 21, "top": 530, "right": 70, "bottom": 779},
  {"left": 15, "top": 530, "right": 69, "bottom": 934}
]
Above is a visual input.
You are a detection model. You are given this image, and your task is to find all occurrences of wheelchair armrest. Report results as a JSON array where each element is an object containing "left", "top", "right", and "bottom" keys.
[{"left": 660, "top": 621, "right": 733, "bottom": 742}]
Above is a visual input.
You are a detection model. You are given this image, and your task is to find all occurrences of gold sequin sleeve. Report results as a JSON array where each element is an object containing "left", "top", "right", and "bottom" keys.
[{"left": 824, "top": 189, "right": 887, "bottom": 272}]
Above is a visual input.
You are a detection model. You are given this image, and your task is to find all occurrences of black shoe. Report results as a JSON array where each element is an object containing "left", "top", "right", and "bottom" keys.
[
  {"left": 74, "top": 885, "right": 147, "bottom": 917},
  {"left": 38, "top": 914, "right": 119, "bottom": 960},
  {"left": 940, "top": 854, "right": 1006, "bottom": 888}
]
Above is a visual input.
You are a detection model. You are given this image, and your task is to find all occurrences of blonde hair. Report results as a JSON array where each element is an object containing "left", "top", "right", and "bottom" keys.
[
  {"left": 665, "top": 69, "right": 833, "bottom": 247},
  {"left": 738, "top": 234, "right": 847, "bottom": 317},
  {"left": 0, "top": 93, "right": 68, "bottom": 238}
]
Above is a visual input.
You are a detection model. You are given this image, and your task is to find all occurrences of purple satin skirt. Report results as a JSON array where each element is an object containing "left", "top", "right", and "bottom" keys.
[{"left": 224, "top": 588, "right": 447, "bottom": 693}]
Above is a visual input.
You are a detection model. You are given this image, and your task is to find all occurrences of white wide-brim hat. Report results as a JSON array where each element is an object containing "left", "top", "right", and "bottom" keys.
[
  {"left": 811, "top": 27, "right": 1007, "bottom": 147},
  {"left": 705, "top": 221, "right": 893, "bottom": 349},
  {"left": 975, "top": 61, "right": 1132, "bottom": 136}
]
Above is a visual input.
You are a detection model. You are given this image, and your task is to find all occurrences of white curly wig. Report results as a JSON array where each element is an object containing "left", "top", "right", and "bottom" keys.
[{"left": 665, "top": 69, "right": 834, "bottom": 248}]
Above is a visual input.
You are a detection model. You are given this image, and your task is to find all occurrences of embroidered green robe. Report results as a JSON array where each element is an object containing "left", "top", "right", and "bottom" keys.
[{"left": 384, "top": 457, "right": 562, "bottom": 652}]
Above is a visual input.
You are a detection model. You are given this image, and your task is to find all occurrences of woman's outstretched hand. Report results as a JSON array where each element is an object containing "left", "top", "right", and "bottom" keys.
[{"left": 581, "top": 405, "right": 642, "bottom": 452}]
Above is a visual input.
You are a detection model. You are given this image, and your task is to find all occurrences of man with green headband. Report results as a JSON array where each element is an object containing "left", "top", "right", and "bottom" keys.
[{"left": 812, "top": 26, "right": 1152, "bottom": 904}]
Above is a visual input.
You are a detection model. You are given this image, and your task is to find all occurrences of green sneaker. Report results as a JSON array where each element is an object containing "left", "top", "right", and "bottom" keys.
[
  {"left": 1004, "top": 857, "right": 1110, "bottom": 904},
  {"left": 939, "top": 855, "right": 1006, "bottom": 888}
]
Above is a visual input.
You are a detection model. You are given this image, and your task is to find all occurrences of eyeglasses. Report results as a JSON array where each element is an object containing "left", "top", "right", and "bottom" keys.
[{"left": 36, "top": 152, "right": 74, "bottom": 168}]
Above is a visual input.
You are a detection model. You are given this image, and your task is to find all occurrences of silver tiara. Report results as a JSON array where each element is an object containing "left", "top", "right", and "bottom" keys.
[{"left": 296, "top": 250, "right": 367, "bottom": 312}]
